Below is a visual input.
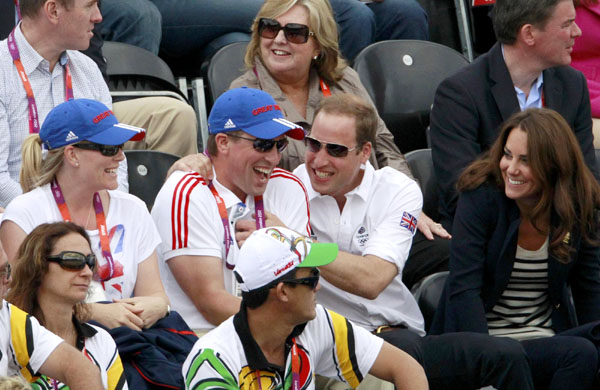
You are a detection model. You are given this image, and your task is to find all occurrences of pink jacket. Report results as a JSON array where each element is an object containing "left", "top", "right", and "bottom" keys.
[{"left": 572, "top": 3, "right": 600, "bottom": 117}]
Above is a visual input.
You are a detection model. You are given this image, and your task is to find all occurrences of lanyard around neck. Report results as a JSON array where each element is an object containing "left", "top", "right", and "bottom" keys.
[
  {"left": 207, "top": 181, "right": 265, "bottom": 269},
  {"left": 51, "top": 179, "right": 115, "bottom": 281},
  {"left": 256, "top": 338, "right": 300, "bottom": 390},
  {"left": 7, "top": 28, "right": 74, "bottom": 134},
  {"left": 14, "top": 0, "right": 21, "bottom": 21}
]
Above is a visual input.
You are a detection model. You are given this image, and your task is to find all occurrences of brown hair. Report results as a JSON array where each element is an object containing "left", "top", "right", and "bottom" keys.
[
  {"left": 492, "top": 0, "right": 571, "bottom": 44},
  {"left": 458, "top": 108, "right": 600, "bottom": 262},
  {"left": 6, "top": 222, "right": 92, "bottom": 324},
  {"left": 313, "top": 93, "right": 377, "bottom": 148},
  {"left": 19, "top": 0, "right": 73, "bottom": 19},
  {"left": 245, "top": 0, "right": 347, "bottom": 84}
]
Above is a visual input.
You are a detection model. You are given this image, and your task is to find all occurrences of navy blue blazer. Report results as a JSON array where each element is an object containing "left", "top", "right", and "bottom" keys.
[
  {"left": 430, "top": 43, "right": 597, "bottom": 230},
  {"left": 430, "top": 185, "right": 600, "bottom": 335}
]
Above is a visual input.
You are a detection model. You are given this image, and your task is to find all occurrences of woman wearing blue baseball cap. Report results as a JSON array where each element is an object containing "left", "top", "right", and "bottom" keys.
[{"left": 0, "top": 99, "right": 170, "bottom": 332}]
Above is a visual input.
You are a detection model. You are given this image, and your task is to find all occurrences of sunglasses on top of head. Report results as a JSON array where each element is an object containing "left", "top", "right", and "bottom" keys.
[
  {"left": 228, "top": 133, "right": 289, "bottom": 153},
  {"left": 258, "top": 18, "right": 315, "bottom": 44},
  {"left": 304, "top": 136, "right": 360, "bottom": 158},
  {"left": 47, "top": 251, "right": 97, "bottom": 271},
  {"left": 73, "top": 142, "right": 124, "bottom": 157},
  {"left": 283, "top": 268, "right": 320, "bottom": 289}
]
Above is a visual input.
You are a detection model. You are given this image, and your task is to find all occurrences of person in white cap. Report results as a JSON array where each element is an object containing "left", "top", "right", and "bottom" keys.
[
  {"left": 1, "top": 98, "right": 170, "bottom": 331},
  {"left": 152, "top": 87, "right": 312, "bottom": 332},
  {"left": 182, "top": 226, "right": 428, "bottom": 390}
]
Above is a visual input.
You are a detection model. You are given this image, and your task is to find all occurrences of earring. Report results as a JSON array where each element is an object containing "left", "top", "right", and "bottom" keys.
[
  {"left": 75, "top": 162, "right": 79, "bottom": 167},
  {"left": 313, "top": 54, "right": 319, "bottom": 60}
]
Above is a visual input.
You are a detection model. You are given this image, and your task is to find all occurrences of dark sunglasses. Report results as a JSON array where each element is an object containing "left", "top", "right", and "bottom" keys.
[
  {"left": 73, "top": 142, "right": 124, "bottom": 157},
  {"left": 47, "top": 251, "right": 97, "bottom": 271},
  {"left": 283, "top": 269, "right": 320, "bottom": 289},
  {"left": 305, "top": 136, "right": 359, "bottom": 158},
  {"left": 228, "top": 134, "right": 289, "bottom": 153},
  {"left": 258, "top": 18, "right": 314, "bottom": 44}
]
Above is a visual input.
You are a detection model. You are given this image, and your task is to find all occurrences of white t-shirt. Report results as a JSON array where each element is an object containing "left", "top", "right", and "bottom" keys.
[
  {"left": 152, "top": 169, "right": 311, "bottom": 330},
  {"left": 31, "top": 322, "right": 127, "bottom": 390},
  {"left": 182, "top": 304, "right": 383, "bottom": 390},
  {"left": 2, "top": 185, "right": 161, "bottom": 300},
  {"left": 294, "top": 162, "right": 426, "bottom": 335},
  {"left": 0, "top": 300, "right": 62, "bottom": 380}
]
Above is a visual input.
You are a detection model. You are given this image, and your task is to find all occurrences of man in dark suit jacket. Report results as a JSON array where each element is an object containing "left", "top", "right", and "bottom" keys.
[{"left": 430, "top": 0, "right": 597, "bottom": 230}]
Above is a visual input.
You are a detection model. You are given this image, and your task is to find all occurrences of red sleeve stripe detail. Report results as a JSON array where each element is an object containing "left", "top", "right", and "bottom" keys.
[
  {"left": 269, "top": 168, "right": 312, "bottom": 236},
  {"left": 170, "top": 173, "right": 206, "bottom": 250}
]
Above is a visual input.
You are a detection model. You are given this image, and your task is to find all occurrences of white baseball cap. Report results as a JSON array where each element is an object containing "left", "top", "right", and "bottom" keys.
[{"left": 234, "top": 227, "right": 338, "bottom": 292}]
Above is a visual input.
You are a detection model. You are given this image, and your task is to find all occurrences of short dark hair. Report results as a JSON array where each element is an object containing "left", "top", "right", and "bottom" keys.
[
  {"left": 241, "top": 269, "right": 298, "bottom": 309},
  {"left": 314, "top": 93, "right": 377, "bottom": 149},
  {"left": 206, "top": 130, "right": 244, "bottom": 157},
  {"left": 492, "top": 0, "right": 568, "bottom": 44},
  {"left": 19, "top": 0, "right": 73, "bottom": 19}
]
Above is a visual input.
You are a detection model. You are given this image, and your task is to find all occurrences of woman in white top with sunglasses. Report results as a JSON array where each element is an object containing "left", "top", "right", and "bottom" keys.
[
  {"left": 7, "top": 222, "right": 128, "bottom": 390},
  {"left": 0, "top": 98, "right": 169, "bottom": 331}
]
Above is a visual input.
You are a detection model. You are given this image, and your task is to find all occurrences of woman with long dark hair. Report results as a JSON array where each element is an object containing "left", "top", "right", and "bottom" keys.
[{"left": 432, "top": 108, "right": 600, "bottom": 388}]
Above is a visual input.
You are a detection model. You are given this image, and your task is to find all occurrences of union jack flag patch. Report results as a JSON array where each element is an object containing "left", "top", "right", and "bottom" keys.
[{"left": 400, "top": 211, "right": 417, "bottom": 234}]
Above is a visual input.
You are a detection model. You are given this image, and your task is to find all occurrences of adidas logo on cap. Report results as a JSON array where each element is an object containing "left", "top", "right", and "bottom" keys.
[
  {"left": 224, "top": 119, "right": 236, "bottom": 129},
  {"left": 65, "top": 131, "right": 79, "bottom": 142}
]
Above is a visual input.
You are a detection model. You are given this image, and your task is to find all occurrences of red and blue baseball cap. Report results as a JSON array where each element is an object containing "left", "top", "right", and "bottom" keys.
[
  {"left": 40, "top": 99, "right": 146, "bottom": 150},
  {"left": 208, "top": 87, "right": 305, "bottom": 140}
]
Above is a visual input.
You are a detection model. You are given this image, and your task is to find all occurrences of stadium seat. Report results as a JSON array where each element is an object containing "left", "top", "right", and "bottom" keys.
[
  {"left": 103, "top": 41, "right": 188, "bottom": 103},
  {"left": 206, "top": 41, "right": 250, "bottom": 108},
  {"left": 124, "top": 150, "right": 180, "bottom": 211},
  {"left": 405, "top": 148, "right": 439, "bottom": 221},
  {"left": 411, "top": 271, "right": 449, "bottom": 333},
  {"left": 353, "top": 40, "right": 469, "bottom": 154}
]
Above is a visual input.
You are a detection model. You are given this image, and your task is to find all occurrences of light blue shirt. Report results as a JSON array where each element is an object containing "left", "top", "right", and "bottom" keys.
[{"left": 501, "top": 44, "right": 545, "bottom": 111}]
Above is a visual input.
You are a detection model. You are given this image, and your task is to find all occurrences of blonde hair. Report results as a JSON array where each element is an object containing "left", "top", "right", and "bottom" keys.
[
  {"left": 245, "top": 0, "right": 347, "bottom": 84},
  {"left": 19, "top": 135, "right": 65, "bottom": 193},
  {"left": 0, "top": 376, "right": 31, "bottom": 390}
]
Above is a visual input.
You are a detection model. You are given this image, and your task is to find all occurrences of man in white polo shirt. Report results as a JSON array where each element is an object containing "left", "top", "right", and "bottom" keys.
[
  {"left": 152, "top": 88, "right": 311, "bottom": 331},
  {"left": 292, "top": 93, "right": 535, "bottom": 390},
  {"left": 182, "top": 226, "right": 428, "bottom": 390}
]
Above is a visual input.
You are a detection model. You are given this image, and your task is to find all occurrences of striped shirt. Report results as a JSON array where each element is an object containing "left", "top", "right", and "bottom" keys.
[
  {"left": 487, "top": 238, "right": 555, "bottom": 340},
  {"left": 0, "top": 24, "right": 125, "bottom": 207}
]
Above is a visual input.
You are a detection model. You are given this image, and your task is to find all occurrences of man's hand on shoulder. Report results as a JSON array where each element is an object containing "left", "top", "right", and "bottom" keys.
[{"left": 167, "top": 153, "right": 214, "bottom": 180}]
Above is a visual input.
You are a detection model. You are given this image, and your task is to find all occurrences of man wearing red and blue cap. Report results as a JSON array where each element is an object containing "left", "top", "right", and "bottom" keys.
[{"left": 151, "top": 87, "right": 311, "bottom": 332}]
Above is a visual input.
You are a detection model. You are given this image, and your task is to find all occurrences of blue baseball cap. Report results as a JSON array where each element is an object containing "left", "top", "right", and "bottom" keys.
[
  {"left": 208, "top": 87, "right": 305, "bottom": 140},
  {"left": 40, "top": 99, "right": 146, "bottom": 150}
]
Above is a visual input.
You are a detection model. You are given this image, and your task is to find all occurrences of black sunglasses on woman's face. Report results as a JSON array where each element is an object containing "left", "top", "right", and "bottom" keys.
[
  {"left": 258, "top": 18, "right": 315, "bottom": 44},
  {"left": 47, "top": 251, "right": 97, "bottom": 271},
  {"left": 73, "top": 142, "right": 124, "bottom": 157}
]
